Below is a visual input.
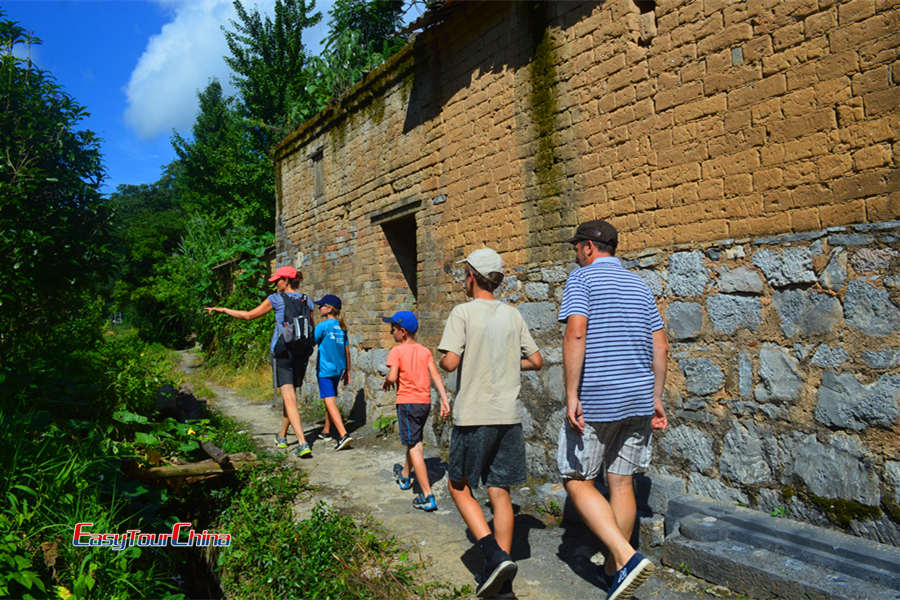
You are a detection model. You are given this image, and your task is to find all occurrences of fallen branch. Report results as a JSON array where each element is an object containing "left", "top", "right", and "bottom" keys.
[{"left": 138, "top": 452, "right": 256, "bottom": 480}]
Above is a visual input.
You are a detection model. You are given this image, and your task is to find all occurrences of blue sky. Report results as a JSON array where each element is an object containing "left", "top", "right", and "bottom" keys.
[{"left": 4, "top": 0, "right": 421, "bottom": 195}]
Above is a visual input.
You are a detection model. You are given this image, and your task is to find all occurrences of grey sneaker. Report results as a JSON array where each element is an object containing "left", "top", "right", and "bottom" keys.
[
  {"left": 334, "top": 434, "right": 352, "bottom": 451},
  {"left": 274, "top": 436, "right": 288, "bottom": 449},
  {"left": 293, "top": 442, "right": 312, "bottom": 458}
]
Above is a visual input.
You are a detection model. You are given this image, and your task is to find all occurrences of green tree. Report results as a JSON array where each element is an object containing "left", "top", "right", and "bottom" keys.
[
  {"left": 0, "top": 12, "right": 111, "bottom": 370},
  {"left": 223, "top": 0, "right": 322, "bottom": 141},
  {"left": 305, "top": 0, "right": 407, "bottom": 113},
  {"left": 171, "top": 80, "right": 274, "bottom": 232}
]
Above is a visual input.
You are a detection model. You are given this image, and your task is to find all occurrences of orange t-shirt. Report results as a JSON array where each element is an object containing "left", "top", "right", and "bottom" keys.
[{"left": 386, "top": 342, "right": 434, "bottom": 405}]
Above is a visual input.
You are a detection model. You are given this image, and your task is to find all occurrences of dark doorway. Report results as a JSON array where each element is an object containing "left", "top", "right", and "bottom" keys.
[{"left": 380, "top": 214, "right": 418, "bottom": 300}]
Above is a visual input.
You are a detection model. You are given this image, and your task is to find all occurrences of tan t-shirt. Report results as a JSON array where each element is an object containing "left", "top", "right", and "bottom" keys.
[{"left": 438, "top": 299, "right": 539, "bottom": 426}]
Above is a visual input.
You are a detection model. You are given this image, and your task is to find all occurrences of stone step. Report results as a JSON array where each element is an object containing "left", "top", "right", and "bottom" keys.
[{"left": 663, "top": 495, "right": 900, "bottom": 599}]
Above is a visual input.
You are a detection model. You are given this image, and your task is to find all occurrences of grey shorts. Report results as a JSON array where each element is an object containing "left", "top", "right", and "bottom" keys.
[
  {"left": 556, "top": 416, "right": 652, "bottom": 480},
  {"left": 272, "top": 347, "right": 311, "bottom": 388},
  {"left": 449, "top": 424, "right": 526, "bottom": 489}
]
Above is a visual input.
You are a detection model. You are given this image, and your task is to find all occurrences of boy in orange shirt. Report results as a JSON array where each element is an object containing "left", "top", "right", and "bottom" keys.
[{"left": 381, "top": 311, "right": 451, "bottom": 511}]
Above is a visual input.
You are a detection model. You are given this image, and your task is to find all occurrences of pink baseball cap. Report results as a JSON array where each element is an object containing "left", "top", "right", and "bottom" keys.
[{"left": 268, "top": 266, "right": 298, "bottom": 282}]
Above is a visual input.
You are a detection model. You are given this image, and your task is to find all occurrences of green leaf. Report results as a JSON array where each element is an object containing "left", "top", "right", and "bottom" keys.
[
  {"left": 113, "top": 410, "right": 149, "bottom": 424},
  {"left": 134, "top": 431, "right": 159, "bottom": 445}
]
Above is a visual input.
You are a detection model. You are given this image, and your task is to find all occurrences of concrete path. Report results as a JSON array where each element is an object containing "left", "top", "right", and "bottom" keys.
[{"left": 183, "top": 352, "right": 744, "bottom": 599}]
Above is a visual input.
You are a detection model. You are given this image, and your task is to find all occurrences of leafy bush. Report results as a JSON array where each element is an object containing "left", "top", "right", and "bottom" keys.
[
  {"left": 0, "top": 413, "right": 185, "bottom": 600},
  {"left": 216, "top": 458, "right": 467, "bottom": 600}
]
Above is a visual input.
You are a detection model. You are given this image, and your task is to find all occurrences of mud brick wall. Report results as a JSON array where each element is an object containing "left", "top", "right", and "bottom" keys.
[{"left": 273, "top": 0, "right": 900, "bottom": 544}]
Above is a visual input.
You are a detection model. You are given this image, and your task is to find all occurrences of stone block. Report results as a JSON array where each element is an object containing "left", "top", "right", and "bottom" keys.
[
  {"left": 524, "top": 282, "right": 549, "bottom": 300},
  {"left": 845, "top": 280, "right": 900, "bottom": 337},
  {"left": 687, "top": 473, "right": 749, "bottom": 505},
  {"left": 850, "top": 248, "right": 896, "bottom": 272},
  {"left": 819, "top": 248, "right": 847, "bottom": 291},
  {"left": 810, "top": 344, "right": 847, "bottom": 368},
  {"left": 666, "top": 251, "right": 709, "bottom": 297},
  {"left": 517, "top": 301, "right": 560, "bottom": 334},
  {"left": 706, "top": 294, "right": 763, "bottom": 334},
  {"left": 666, "top": 301, "right": 703, "bottom": 340},
  {"left": 755, "top": 343, "right": 802, "bottom": 403},
  {"left": 525, "top": 442, "right": 549, "bottom": 477},
  {"left": 815, "top": 370, "right": 900, "bottom": 431},
  {"left": 541, "top": 365, "right": 564, "bottom": 404},
  {"left": 679, "top": 358, "right": 724, "bottom": 396},
  {"left": 738, "top": 351, "right": 753, "bottom": 398},
  {"left": 828, "top": 233, "right": 872, "bottom": 246},
  {"left": 640, "top": 467, "right": 687, "bottom": 515},
  {"left": 660, "top": 425, "right": 715, "bottom": 472},
  {"left": 719, "top": 422, "right": 773, "bottom": 485},
  {"left": 860, "top": 347, "right": 900, "bottom": 369},
  {"left": 773, "top": 289, "right": 844, "bottom": 337},
  {"left": 636, "top": 269, "right": 663, "bottom": 297},
  {"left": 752, "top": 248, "right": 817, "bottom": 287},
  {"left": 716, "top": 266, "right": 764, "bottom": 294},
  {"left": 788, "top": 432, "right": 881, "bottom": 506},
  {"left": 885, "top": 461, "right": 900, "bottom": 505},
  {"left": 371, "top": 348, "right": 390, "bottom": 375},
  {"left": 540, "top": 266, "right": 569, "bottom": 283}
]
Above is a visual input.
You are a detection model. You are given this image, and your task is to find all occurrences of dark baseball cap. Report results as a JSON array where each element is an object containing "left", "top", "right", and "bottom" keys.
[
  {"left": 564, "top": 220, "right": 618, "bottom": 247},
  {"left": 314, "top": 294, "right": 342, "bottom": 309}
]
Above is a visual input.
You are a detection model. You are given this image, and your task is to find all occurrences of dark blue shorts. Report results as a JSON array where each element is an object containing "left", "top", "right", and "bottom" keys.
[
  {"left": 317, "top": 375, "right": 341, "bottom": 398},
  {"left": 397, "top": 403, "right": 430, "bottom": 446}
]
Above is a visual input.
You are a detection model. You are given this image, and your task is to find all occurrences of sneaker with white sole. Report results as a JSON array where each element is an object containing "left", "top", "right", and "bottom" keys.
[
  {"left": 606, "top": 552, "right": 653, "bottom": 600},
  {"left": 334, "top": 434, "right": 352, "bottom": 451},
  {"left": 476, "top": 555, "right": 516, "bottom": 598}
]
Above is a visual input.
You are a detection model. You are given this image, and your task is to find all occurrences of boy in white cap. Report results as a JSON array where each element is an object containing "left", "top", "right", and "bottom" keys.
[{"left": 438, "top": 248, "right": 543, "bottom": 598}]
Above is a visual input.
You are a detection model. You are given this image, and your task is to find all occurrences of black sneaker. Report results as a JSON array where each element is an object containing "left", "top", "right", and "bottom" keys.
[
  {"left": 476, "top": 554, "right": 516, "bottom": 597},
  {"left": 334, "top": 433, "right": 352, "bottom": 451},
  {"left": 494, "top": 578, "right": 516, "bottom": 598}
]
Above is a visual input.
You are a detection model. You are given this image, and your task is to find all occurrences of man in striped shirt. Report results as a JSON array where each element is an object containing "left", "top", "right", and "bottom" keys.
[{"left": 556, "top": 220, "right": 669, "bottom": 600}]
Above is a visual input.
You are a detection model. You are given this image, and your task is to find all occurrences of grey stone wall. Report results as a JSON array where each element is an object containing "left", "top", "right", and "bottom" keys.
[{"left": 302, "top": 221, "right": 899, "bottom": 546}]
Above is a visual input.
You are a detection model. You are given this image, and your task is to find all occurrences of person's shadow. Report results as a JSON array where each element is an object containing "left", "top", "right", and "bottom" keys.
[
  {"left": 459, "top": 507, "right": 546, "bottom": 579},
  {"left": 409, "top": 457, "right": 447, "bottom": 494}
]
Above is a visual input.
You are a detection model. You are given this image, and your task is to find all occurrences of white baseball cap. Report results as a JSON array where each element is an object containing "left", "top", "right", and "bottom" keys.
[{"left": 457, "top": 248, "right": 504, "bottom": 278}]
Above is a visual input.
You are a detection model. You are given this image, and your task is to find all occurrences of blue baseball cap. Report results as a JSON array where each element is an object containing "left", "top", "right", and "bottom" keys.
[
  {"left": 382, "top": 310, "right": 418, "bottom": 334},
  {"left": 314, "top": 294, "right": 342, "bottom": 309}
]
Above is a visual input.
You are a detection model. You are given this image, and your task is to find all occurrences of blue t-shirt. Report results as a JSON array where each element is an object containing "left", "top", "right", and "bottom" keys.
[
  {"left": 314, "top": 318, "right": 347, "bottom": 378},
  {"left": 557, "top": 257, "right": 663, "bottom": 422},
  {"left": 268, "top": 292, "right": 315, "bottom": 354}
]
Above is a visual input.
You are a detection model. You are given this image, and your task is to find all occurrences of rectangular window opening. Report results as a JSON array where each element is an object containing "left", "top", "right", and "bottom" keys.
[
  {"left": 311, "top": 148, "right": 324, "bottom": 205},
  {"left": 380, "top": 214, "right": 418, "bottom": 301}
]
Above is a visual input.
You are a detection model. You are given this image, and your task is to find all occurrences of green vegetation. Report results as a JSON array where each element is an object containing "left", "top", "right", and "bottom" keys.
[
  {"left": 111, "top": 0, "right": 410, "bottom": 362},
  {"left": 808, "top": 494, "right": 882, "bottom": 529},
  {"left": 373, "top": 413, "right": 398, "bottom": 437},
  {"left": 217, "top": 462, "right": 467, "bottom": 600},
  {"left": 527, "top": 9, "right": 562, "bottom": 206},
  {"left": 0, "top": 3, "right": 464, "bottom": 597}
]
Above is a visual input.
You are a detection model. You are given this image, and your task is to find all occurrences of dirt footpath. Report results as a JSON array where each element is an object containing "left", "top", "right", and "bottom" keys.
[{"left": 183, "top": 352, "right": 741, "bottom": 600}]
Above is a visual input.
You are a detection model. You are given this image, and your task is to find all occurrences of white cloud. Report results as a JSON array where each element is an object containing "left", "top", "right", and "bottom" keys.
[{"left": 124, "top": 0, "right": 275, "bottom": 139}]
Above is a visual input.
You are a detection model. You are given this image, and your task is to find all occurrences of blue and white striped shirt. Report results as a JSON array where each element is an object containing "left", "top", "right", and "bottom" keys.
[{"left": 558, "top": 257, "right": 663, "bottom": 422}]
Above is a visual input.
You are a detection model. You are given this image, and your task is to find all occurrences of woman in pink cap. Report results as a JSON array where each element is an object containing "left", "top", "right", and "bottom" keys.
[{"left": 205, "top": 265, "right": 316, "bottom": 457}]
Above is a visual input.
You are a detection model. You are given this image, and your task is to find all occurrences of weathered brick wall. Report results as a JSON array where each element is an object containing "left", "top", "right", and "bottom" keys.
[{"left": 273, "top": 0, "right": 899, "bottom": 544}]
